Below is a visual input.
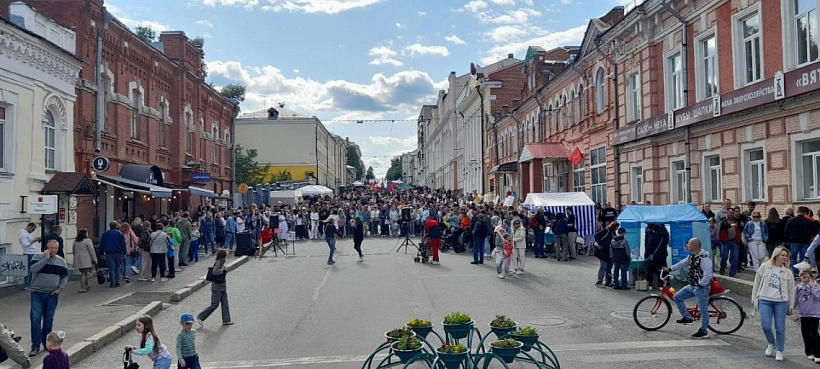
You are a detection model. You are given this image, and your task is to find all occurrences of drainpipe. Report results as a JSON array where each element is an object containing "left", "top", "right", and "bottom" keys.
[
  {"left": 534, "top": 87, "right": 545, "bottom": 141},
  {"left": 476, "top": 86, "right": 488, "bottom": 193},
  {"left": 661, "top": 0, "right": 692, "bottom": 202},
  {"left": 594, "top": 38, "right": 621, "bottom": 206},
  {"left": 95, "top": 11, "right": 112, "bottom": 153},
  {"left": 229, "top": 98, "right": 240, "bottom": 205}
]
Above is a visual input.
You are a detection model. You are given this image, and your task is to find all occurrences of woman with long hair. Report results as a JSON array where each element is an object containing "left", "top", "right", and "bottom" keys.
[
  {"left": 751, "top": 246, "right": 796, "bottom": 361},
  {"left": 72, "top": 229, "right": 96, "bottom": 293},
  {"left": 765, "top": 208, "right": 785, "bottom": 257},
  {"left": 120, "top": 222, "right": 140, "bottom": 283}
]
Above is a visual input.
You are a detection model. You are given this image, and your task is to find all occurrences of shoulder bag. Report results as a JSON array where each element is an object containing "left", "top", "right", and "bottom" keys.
[{"left": 206, "top": 266, "right": 226, "bottom": 284}]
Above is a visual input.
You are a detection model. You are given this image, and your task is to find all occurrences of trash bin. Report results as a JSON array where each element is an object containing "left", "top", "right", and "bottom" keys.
[
  {"left": 235, "top": 231, "right": 255, "bottom": 256},
  {"left": 628, "top": 260, "right": 648, "bottom": 289}
]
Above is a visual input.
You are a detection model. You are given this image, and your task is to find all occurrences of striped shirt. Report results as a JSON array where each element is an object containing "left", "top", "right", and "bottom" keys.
[{"left": 176, "top": 329, "right": 197, "bottom": 360}]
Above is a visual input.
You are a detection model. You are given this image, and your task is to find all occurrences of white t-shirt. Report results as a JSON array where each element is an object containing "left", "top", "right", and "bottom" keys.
[
  {"left": 235, "top": 216, "right": 246, "bottom": 232},
  {"left": 761, "top": 266, "right": 789, "bottom": 301}
]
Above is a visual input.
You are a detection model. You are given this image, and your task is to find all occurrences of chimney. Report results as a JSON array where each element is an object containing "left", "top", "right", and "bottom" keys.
[
  {"left": 508, "top": 53, "right": 514, "bottom": 59},
  {"left": 502, "top": 105, "right": 510, "bottom": 115}
]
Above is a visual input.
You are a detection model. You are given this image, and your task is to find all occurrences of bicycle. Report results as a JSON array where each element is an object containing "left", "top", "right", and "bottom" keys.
[{"left": 632, "top": 270, "right": 745, "bottom": 334}]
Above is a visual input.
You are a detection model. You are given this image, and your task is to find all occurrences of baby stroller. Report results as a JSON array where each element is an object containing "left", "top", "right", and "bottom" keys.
[
  {"left": 443, "top": 227, "right": 466, "bottom": 253},
  {"left": 414, "top": 235, "right": 432, "bottom": 263}
]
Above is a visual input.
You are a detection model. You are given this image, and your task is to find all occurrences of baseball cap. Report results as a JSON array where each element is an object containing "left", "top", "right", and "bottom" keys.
[
  {"left": 617, "top": 228, "right": 627, "bottom": 234},
  {"left": 180, "top": 313, "right": 195, "bottom": 324}
]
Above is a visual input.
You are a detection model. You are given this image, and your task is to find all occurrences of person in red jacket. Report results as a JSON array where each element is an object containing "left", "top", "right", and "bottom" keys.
[
  {"left": 425, "top": 216, "right": 442, "bottom": 265},
  {"left": 719, "top": 208, "right": 743, "bottom": 277}
]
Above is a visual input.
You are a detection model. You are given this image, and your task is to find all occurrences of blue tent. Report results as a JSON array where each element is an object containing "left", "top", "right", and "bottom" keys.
[{"left": 616, "top": 204, "right": 710, "bottom": 265}]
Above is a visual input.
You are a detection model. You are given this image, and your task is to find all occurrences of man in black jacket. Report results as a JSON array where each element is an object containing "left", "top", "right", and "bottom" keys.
[
  {"left": 786, "top": 207, "right": 816, "bottom": 275},
  {"left": 471, "top": 213, "right": 487, "bottom": 265}
]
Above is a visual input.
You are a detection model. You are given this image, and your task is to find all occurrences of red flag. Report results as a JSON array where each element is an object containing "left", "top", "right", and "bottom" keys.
[
  {"left": 388, "top": 182, "right": 396, "bottom": 191},
  {"left": 569, "top": 148, "right": 584, "bottom": 165}
]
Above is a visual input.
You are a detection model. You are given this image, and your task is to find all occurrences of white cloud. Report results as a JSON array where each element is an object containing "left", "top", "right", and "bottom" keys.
[
  {"left": 395, "top": 22, "right": 407, "bottom": 29},
  {"left": 485, "top": 25, "right": 529, "bottom": 42},
  {"left": 202, "top": 0, "right": 259, "bottom": 9},
  {"left": 489, "top": 0, "right": 515, "bottom": 4},
  {"left": 260, "top": 0, "right": 386, "bottom": 14},
  {"left": 444, "top": 34, "right": 467, "bottom": 45},
  {"left": 478, "top": 7, "right": 541, "bottom": 24},
  {"left": 195, "top": 19, "right": 214, "bottom": 27},
  {"left": 293, "top": 69, "right": 300, "bottom": 73},
  {"left": 417, "top": 11, "right": 427, "bottom": 16},
  {"left": 480, "top": 24, "right": 586, "bottom": 64},
  {"left": 561, "top": 0, "right": 573, "bottom": 4},
  {"left": 201, "top": 32, "right": 213, "bottom": 39},
  {"left": 108, "top": 5, "right": 171, "bottom": 34},
  {"left": 402, "top": 44, "right": 450, "bottom": 57},
  {"left": 368, "top": 136, "right": 416, "bottom": 147},
  {"left": 368, "top": 46, "right": 404, "bottom": 66},
  {"left": 460, "top": 0, "right": 489, "bottom": 13}
]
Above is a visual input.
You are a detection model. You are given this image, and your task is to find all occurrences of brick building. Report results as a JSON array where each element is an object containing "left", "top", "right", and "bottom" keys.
[{"left": 1, "top": 0, "right": 237, "bottom": 234}]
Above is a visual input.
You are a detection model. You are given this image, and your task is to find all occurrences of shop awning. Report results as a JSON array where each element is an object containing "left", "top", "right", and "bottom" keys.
[
  {"left": 519, "top": 142, "right": 569, "bottom": 163},
  {"left": 489, "top": 162, "right": 518, "bottom": 173},
  {"left": 188, "top": 186, "right": 215, "bottom": 198},
  {"left": 42, "top": 172, "right": 96, "bottom": 195},
  {"left": 96, "top": 174, "right": 172, "bottom": 198}
]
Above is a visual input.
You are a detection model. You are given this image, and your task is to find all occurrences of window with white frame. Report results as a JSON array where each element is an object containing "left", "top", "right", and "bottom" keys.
[
  {"left": 626, "top": 72, "right": 641, "bottom": 122},
  {"left": 746, "top": 148, "right": 766, "bottom": 201},
  {"left": 795, "top": 0, "right": 819, "bottom": 66},
  {"left": 704, "top": 155, "right": 722, "bottom": 202},
  {"left": 631, "top": 166, "right": 643, "bottom": 204},
  {"left": 738, "top": 12, "right": 763, "bottom": 84},
  {"left": 44, "top": 111, "right": 56, "bottom": 170},
  {"left": 543, "top": 163, "right": 554, "bottom": 192},
  {"left": 0, "top": 107, "right": 5, "bottom": 171},
  {"left": 130, "top": 90, "right": 140, "bottom": 139},
  {"left": 158, "top": 102, "right": 167, "bottom": 147},
  {"left": 667, "top": 52, "right": 685, "bottom": 110},
  {"left": 589, "top": 146, "right": 607, "bottom": 205},
  {"left": 573, "top": 162, "right": 585, "bottom": 192},
  {"left": 671, "top": 160, "right": 688, "bottom": 203},
  {"left": 699, "top": 35, "right": 719, "bottom": 99},
  {"left": 185, "top": 112, "right": 193, "bottom": 154},
  {"left": 578, "top": 84, "right": 586, "bottom": 118},
  {"left": 595, "top": 68, "right": 606, "bottom": 114},
  {"left": 800, "top": 140, "right": 820, "bottom": 199}
]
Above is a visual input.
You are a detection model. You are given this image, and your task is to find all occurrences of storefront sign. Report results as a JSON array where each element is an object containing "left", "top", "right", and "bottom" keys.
[
  {"left": 673, "top": 99, "right": 714, "bottom": 128},
  {"left": 612, "top": 125, "right": 636, "bottom": 145},
  {"left": 635, "top": 116, "right": 670, "bottom": 140},
  {"left": 786, "top": 64, "right": 820, "bottom": 97},
  {"left": 192, "top": 172, "right": 211, "bottom": 183},
  {"left": 27, "top": 195, "right": 58, "bottom": 214},
  {"left": 719, "top": 79, "right": 778, "bottom": 115}
]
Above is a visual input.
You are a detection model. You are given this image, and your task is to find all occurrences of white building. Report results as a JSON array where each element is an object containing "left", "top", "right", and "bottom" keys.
[{"left": 0, "top": 5, "right": 83, "bottom": 263}]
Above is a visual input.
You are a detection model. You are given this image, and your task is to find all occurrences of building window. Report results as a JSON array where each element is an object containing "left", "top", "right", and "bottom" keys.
[
  {"left": 595, "top": 67, "right": 606, "bottom": 114},
  {"left": 212, "top": 127, "right": 218, "bottom": 164},
  {"left": 589, "top": 147, "right": 607, "bottom": 205},
  {"left": 704, "top": 155, "right": 722, "bottom": 202},
  {"left": 185, "top": 112, "right": 193, "bottom": 154},
  {"left": 739, "top": 12, "right": 763, "bottom": 84},
  {"left": 671, "top": 160, "right": 688, "bottom": 203},
  {"left": 795, "top": 0, "right": 819, "bottom": 66},
  {"left": 44, "top": 111, "right": 56, "bottom": 170},
  {"left": 130, "top": 90, "right": 141, "bottom": 139},
  {"left": 667, "top": 52, "right": 685, "bottom": 110},
  {"left": 626, "top": 72, "right": 641, "bottom": 122},
  {"left": 801, "top": 140, "right": 820, "bottom": 199},
  {"left": 578, "top": 84, "right": 586, "bottom": 118},
  {"left": 746, "top": 149, "right": 766, "bottom": 201},
  {"left": 631, "top": 166, "right": 643, "bottom": 204},
  {"left": 543, "top": 163, "right": 554, "bottom": 192},
  {"left": 158, "top": 102, "right": 167, "bottom": 147},
  {"left": 573, "top": 162, "right": 585, "bottom": 193},
  {"left": 699, "top": 35, "right": 719, "bottom": 100}
]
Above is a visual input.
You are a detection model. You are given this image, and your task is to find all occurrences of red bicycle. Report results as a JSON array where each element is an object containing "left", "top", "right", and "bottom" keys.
[{"left": 632, "top": 270, "right": 745, "bottom": 334}]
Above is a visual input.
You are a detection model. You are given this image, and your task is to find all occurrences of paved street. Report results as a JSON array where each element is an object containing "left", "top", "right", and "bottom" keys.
[{"left": 45, "top": 236, "right": 808, "bottom": 369}]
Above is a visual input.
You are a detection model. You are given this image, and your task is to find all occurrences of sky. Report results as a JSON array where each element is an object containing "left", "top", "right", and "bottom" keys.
[{"left": 106, "top": 0, "right": 637, "bottom": 177}]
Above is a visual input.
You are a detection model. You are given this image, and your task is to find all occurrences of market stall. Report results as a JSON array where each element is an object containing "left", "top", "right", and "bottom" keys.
[{"left": 522, "top": 192, "right": 597, "bottom": 236}]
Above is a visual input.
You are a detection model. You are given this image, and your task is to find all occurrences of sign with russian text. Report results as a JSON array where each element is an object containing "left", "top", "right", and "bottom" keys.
[
  {"left": 192, "top": 172, "right": 211, "bottom": 183},
  {"left": 27, "top": 195, "right": 58, "bottom": 214}
]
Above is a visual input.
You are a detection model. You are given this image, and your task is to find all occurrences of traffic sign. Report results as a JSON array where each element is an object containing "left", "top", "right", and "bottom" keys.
[
  {"left": 238, "top": 183, "right": 249, "bottom": 194},
  {"left": 92, "top": 156, "right": 110, "bottom": 172}
]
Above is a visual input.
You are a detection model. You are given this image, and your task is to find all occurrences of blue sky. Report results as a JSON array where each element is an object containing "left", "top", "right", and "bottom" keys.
[{"left": 106, "top": 0, "right": 635, "bottom": 176}]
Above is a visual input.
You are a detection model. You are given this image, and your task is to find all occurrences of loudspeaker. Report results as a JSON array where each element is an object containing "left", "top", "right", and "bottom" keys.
[
  {"left": 270, "top": 215, "right": 280, "bottom": 229},
  {"left": 401, "top": 207, "right": 412, "bottom": 222}
]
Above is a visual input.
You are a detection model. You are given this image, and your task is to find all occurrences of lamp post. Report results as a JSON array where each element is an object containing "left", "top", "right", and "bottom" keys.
[{"left": 229, "top": 98, "right": 240, "bottom": 205}]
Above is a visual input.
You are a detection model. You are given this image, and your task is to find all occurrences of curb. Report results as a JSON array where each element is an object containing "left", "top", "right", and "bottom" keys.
[
  {"left": 56, "top": 256, "right": 250, "bottom": 368},
  {"left": 713, "top": 274, "right": 753, "bottom": 299}
]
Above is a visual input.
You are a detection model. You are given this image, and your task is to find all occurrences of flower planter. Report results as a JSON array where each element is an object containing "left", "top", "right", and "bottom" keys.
[
  {"left": 391, "top": 343, "right": 422, "bottom": 364},
  {"left": 442, "top": 320, "right": 474, "bottom": 340},
  {"left": 490, "top": 341, "right": 523, "bottom": 363},
  {"left": 384, "top": 330, "right": 415, "bottom": 342},
  {"left": 488, "top": 321, "right": 518, "bottom": 339},
  {"left": 436, "top": 349, "right": 468, "bottom": 369},
  {"left": 407, "top": 324, "right": 433, "bottom": 339},
  {"left": 509, "top": 333, "right": 539, "bottom": 352}
]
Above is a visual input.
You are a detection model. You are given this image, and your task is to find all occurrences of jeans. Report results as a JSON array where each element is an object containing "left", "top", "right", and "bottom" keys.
[
  {"left": 153, "top": 354, "right": 172, "bottom": 369},
  {"left": 123, "top": 253, "right": 140, "bottom": 277},
  {"left": 720, "top": 241, "right": 739, "bottom": 276},
  {"left": 106, "top": 253, "right": 124, "bottom": 286},
  {"left": 596, "top": 259, "right": 612, "bottom": 285},
  {"left": 30, "top": 291, "right": 59, "bottom": 351},
  {"left": 24, "top": 253, "right": 34, "bottom": 289},
  {"left": 758, "top": 299, "right": 788, "bottom": 352},
  {"left": 198, "top": 291, "right": 231, "bottom": 324},
  {"left": 202, "top": 232, "right": 215, "bottom": 253},
  {"left": 483, "top": 236, "right": 491, "bottom": 256},
  {"left": 612, "top": 262, "right": 629, "bottom": 288},
  {"left": 792, "top": 243, "right": 810, "bottom": 275},
  {"left": 534, "top": 231, "right": 545, "bottom": 257},
  {"left": 189, "top": 240, "right": 200, "bottom": 262},
  {"left": 224, "top": 232, "right": 235, "bottom": 250},
  {"left": 183, "top": 354, "right": 202, "bottom": 369},
  {"left": 473, "top": 237, "right": 484, "bottom": 263},
  {"left": 673, "top": 284, "right": 711, "bottom": 333},
  {"left": 326, "top": 237, "right": 336, "bottom": 262}
]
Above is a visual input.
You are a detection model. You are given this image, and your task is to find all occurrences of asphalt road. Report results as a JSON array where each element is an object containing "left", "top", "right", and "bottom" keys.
[{"left": 69, "top": 236, "right": 815, "bottom": 369}]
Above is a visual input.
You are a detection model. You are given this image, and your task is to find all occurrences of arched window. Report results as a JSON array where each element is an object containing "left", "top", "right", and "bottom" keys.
[
  {"left": 184, "top": 112, "right": 193, "bottom": 153},
  {"left": 578, "top": 82, "right": 587, "bottom": 118},
  {"left": 560, "top": 95, "right": 567, "bottom": 130},
  {"left": 158, "top": 102, "right": 167, "bottom": 147},
  {"left": 212, "top": 126, "right": 218, "bottom": 163},
  {"left": 44, "top": 111, "right": 56, "bottom": 170},
  {"left": 595, "top": 67, "right": 607, "bottom": 114},
  {"left": 569, "top": 90, "right": 577, "bottom": 125},
  {"left": 131, "top": 89, "right": 141, "bottom": 139},
  {"left": 547, "top": 102, "right": 554, "bottom": 135}
]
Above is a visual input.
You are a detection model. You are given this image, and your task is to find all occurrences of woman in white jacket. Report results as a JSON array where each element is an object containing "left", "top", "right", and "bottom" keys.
[
  {"left": 309, "top": 208, "right": 320, "bottom": 240},
  {"left": 512, "top": 219, "right": 527, "bottom": 274},
  {"left": 751, "top": 246, "right": 796, "bottom": 361}
]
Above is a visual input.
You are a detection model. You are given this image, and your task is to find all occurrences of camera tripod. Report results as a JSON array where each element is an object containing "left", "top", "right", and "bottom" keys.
[{"left": 395, "top": 221, "right": 418, "bottom": 254}]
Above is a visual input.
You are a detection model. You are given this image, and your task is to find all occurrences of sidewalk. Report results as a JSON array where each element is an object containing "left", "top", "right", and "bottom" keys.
[{"left": 0, "top": 251, "right": 245, "bottom": 368}]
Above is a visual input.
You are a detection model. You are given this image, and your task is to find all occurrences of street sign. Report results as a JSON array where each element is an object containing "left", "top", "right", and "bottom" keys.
[
  {"left": 238, "top": 183, "right": 249, "bottom": 194},
  {"left": 92, "top": 156, "right": 110, "bottom": 172},
  {"left": 27, "top": 195, "right": 58, "bottom": 214},
  {"left": 0, "top": 254, "right": 28, "bottom": 277},
  {"left": 192, "top": 172, "right": 211, "bottom": 183}
]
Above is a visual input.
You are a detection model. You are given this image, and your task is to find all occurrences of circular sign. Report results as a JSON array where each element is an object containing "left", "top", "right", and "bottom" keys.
[
  {"left": 238, "top": 183, "right": 249, "bottom": 194},
  {"left": 92, "top": 156, "right": 110, "bottom": 172}
]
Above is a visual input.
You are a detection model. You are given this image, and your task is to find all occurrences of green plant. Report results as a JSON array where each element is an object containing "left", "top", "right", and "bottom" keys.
[
  {"left": 439, "top": 343, "right": 467, "bottom": 354},
  {"left": 443, "top": 311, "right": 472, "bottom": 325},
  {"left": 407, "top": 318, "right": 432, "bottom": 327},
  {"left": 386, "top": 326, "right": 413, "bottom": 339},
  {"left": 490, "top": 315, "right": 516, "bottom": 328},
  {"left": 394, "top": 335, "right": 422, "bottom": 350},
  {"left": 513, "top": 326, "right": 538, "bottom": 336},
  {"left": 491, "top": 338, "right": 520, "bottom": 348}
]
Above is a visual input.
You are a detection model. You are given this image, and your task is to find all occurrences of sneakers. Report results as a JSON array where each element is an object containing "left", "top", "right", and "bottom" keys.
[
  {"left": 676, "top": 317, "right": 694, "bottom": 325},
  {"left": 497, "top": 274, "right": 505, "bottom": 279},
  {"left": 514, "top": 270, "right": 522, "bottom": 275},
  {"left": 222, "top": 321, "right": 234, "bottom": 325},
  {"left": 131, "top": 265, "right": 139, "bottom": 274},
  {"left": 197, "top": 317, "right": 204, "bottom": 328},
  {"left": 160, "top": 277, "right": 168, "bottom": 282},
  {"left": 814, "top": 357, "right": 820, "bottom": 364},
  {"left": 28, "top": 348, "right": 40, "bottom": 357},
  {"left": 775, "top": 351, "right": 783, "bottom": 361},
  {"left": 691, "top": 330, "right": 708, "bottom": 339},
  {"left": 150, "top": 278, "right": 156, "bottom": 282},
  {"left": 327, "top": 261, "right": 335, "bottom": 265},
  {"left": 765, "top": 344, "right": 775, "bottom": 356},
  {"left": 358, "top": 256, "right": 364, "bottom": 262},
  {"left": 809, "top": 355, "right": 815, "bottom": 360},
  {"left": 175, "top": 268, "right": 182, "bottom": 272}
]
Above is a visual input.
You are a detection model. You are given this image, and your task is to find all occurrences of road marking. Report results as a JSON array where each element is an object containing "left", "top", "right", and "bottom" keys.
[{"left": 312, "top": 269, "right": 330, "bottom": 301}]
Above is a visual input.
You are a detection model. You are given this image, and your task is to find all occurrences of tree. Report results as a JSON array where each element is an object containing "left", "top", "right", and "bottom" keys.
[
  {"left": 190, "top": 36, "right": 208, "bottom": 78},
  {"left": 365, "top": 166, "right": 375, "bottom": 180},
  {"left": 234, "top": 145, "right": 269, "bottom": 185},
  {"left": 135, "top": 26, "right": 156, "bottom": 43},
  {"left": 346, "top": 146, "right": 365, "bottom": 180},
  {"left": 220, "top": 84, "right": 246, "bottom": 102},
  {"left": 384, "top": 157, "right": 402, "bottom": 181}
]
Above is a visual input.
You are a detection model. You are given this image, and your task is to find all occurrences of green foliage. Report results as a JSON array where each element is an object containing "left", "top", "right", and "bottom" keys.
[
  {"left": 234, "top": 145, "right": 269, "bottom": 185},
  {"left": 190, "top": 36, "right": 208, "bottom": 78},
  {"left": 443, "top": 311, "right": 472, "bottom": 325},
  {"left": 346, "top": 146, "right": 365, "bottom": 179},
  {"left": 269, "top": 170, "right": 291, "bottom": 183},
  {"left": 406, "top": 318, "right": 432, "bottom": 327},
  {"left": 513, "top": 326, "right": 538, "bottom": 336},
  {"left": 490, "top": 338, "right": 520, "bottom": 348},
  {"left": 386, "top": 326, "right": 414, "bottom": 339},
  {"left": 134, "top": 26, "right": 156, "bottom": 43},
  {"left": 220, "top": 84, "right": 246, "bottom": 102},
  {"left": 365, "top": 166, "right": 375, "bottom": 180},
  {"left": 438, "top": 343, "right": 467, "bottom": 354},
  {"left": 384, "top": 157, "right": 402, "bottom": 181},
  {"left": 393, "top": 335, "right": 422, "bottom": 350},
  {"left": 490, "top": 315, "right": 517, "bottom": 328}
]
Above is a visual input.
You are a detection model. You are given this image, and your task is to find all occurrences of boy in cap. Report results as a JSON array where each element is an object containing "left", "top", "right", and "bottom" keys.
[
  {"left": 177, "top": 313, "right": 200, "bottom": 368},
  {"left": 610, "top": 228, "right": 631, "bottom": 290}
]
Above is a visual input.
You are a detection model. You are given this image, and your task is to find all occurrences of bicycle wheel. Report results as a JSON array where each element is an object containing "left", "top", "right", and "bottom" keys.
[
  {"left": 633, "top": 295, "right": 672, "bottom": 331},
  {"left": 707, "top": 296, "right": 745, "bottom": 334}
]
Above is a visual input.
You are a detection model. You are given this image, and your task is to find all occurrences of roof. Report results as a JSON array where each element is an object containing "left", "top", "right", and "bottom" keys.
[
  {"left": 41, "top": 172, "right": 95, "bottom": 194},
  {"left": 240, "top": 107, "right": 311, "bottom": 119},
  {"left": 519, "top": 143, "right": 569, "bottom": 162},
  {"left": 0, "top": 15, "right": 80, "bottom": 62},
  {"left": 489, "top": 161, "right": 518, "bottom": 173},
  {"left": 523, "top": 192, "right": 595, "bottom": 209},
  {"left": 616, "top": 204, "right": 709, "bottom": 224}
]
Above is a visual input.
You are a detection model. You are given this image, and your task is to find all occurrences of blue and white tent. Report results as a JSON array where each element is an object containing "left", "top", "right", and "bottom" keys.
[
  {"left": 616, "top": 204, "right": 710, "bottom": 265},
  {"left": 522, "top": 192, "right": 597, "bottom": 236}
]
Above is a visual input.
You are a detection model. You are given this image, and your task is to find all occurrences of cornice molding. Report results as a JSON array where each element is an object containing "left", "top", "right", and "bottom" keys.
[{"left": 0, "top": 24, "right": 81, "bottom": 86}]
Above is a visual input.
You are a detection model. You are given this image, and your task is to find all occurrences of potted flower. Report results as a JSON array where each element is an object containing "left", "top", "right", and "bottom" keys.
[
  {"left": 391, "top": 334, "right": 423, "bottom": 364},
  {"left": 510, "top": 326, "right": 539, "bottom": 352},
  {"left": 406, "top": 318, "right": 434, "bottom": 339},
  {"left": 488, "top": 314, "right": 518, "bottom": 338},
  {"left": 385, "top": 326, "right": 415, "bottom": 342},
  {"left": 489, "top": 338, "right": 523, "bottom": 363},
  {"left": 436, "top": 343, "right": 468, "bottom": 369},
  {"left": 442, "top": 311, "right": 474, "bottom": 340}
]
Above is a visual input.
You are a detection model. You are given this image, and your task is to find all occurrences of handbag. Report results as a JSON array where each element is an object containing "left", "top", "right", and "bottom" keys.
[
  {"left": 96, "top": 266, "right": 107, "bottom": 285},
  {"left": 206, "top": 267, "right": 226, "bottom": 284},
  {"left": 123, "top": 348, "right": 139, "bottom": 369}
]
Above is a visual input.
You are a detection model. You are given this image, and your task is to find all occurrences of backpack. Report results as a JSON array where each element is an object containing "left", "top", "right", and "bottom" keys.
[
  {"left": 138, "top": 230, "right": 151, "bottom": 250},
  {"left": 529, "top": 215, "right": 539, "bottom": 229}
]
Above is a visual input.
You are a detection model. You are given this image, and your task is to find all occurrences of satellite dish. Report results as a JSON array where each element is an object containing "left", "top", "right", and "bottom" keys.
[{"left": 470, "top": 63, "right": 477, "bottom": 77}]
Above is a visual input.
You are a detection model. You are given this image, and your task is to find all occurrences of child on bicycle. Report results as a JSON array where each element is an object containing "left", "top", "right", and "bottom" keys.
[{"left": 795, "top": 269, "right": 820, "bottom": 363}]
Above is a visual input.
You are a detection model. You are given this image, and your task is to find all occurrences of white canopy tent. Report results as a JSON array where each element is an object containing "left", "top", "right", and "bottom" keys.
[
  {"left": 295, "top": 185, "right": 334, "bottom": 197},
  {"left": 269, "top": 190, "right": 301, "bottom": 206},
  {"left": 522, "top": 192, "right": 597, "bottom": 236}
]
